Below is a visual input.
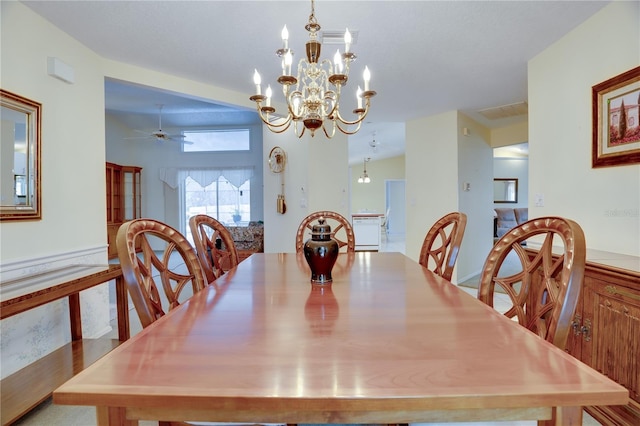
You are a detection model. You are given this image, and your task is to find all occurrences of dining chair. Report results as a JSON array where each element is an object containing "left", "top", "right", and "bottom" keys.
[
  {"left": 116, "top": 218, "right": 208, "bottom": 329},
  {"left": 477, "top": 216, "right": 586, "bottom": 350},
  {"left": 419, "top": 212, "right": 467, "bottom": 281},
  {"left": 117, "top": 218, "right": 285, "bottom": 426},
  {"left": 295, "top": 210, "right": 356, "bottom": 253},
  {"left": 189, "top": 214, "right": 239, "bottom": 283}
]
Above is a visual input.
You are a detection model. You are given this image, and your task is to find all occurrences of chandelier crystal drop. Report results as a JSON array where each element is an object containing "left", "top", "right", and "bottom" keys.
[{"left": 250, "top": 0, "right": 376, "bottom": 138}]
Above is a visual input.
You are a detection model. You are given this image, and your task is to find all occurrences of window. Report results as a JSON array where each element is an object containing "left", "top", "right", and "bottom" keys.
[
  {"left": 183, "top": 129, "right": 250, "bottom": 152},
  {"left": 181, "top": 173, "right": 251, "bottom": 243}
]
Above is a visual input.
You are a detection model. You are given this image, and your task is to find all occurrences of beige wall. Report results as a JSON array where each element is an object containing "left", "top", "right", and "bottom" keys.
[
  {"left": 350, "top": 155, "right": 405, "bottom": 215},
  {"left": 1, "top": 1, "right": 110, "bottom": 378},
  {"left": 405, "top": 111, "right": 460, "bottom": 264},
  {"left": 0, "top": 2, "right": 106, "bottom": 261},
  {"left": 528, "top": 1, "right": 639, "bottom": 256},
  {"left": 491, "top": 121, "right": 528, "bottom": 147}
]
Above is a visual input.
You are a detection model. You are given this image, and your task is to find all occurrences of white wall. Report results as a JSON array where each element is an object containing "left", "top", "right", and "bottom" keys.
[
  {"left": 263, "top": 127, "right": 350, "bottom": 253},
  {"left": 0, "top": 2, "right": 107, "bottom": 261},
  {"left": 457, "top": 113, "right": 494, "bottom": 283},
  {"left": 493, "top": 157, "right": 528, "bottom": 209},
  {"left": 0, "top": 2, "right": 110, "bottom": 377},
  {"left": 529, "top": 1, "right": 640, "bottom": 256}
]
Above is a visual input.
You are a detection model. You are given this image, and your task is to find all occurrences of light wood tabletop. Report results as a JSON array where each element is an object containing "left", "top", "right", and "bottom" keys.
[{"left": 53, "top": 252, "right": 628, "bottom": 425}]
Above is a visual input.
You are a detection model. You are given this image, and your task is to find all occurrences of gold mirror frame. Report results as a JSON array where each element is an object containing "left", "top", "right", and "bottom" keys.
[{"left": 1, "top": 89, "right": 42, "bottom": 221}]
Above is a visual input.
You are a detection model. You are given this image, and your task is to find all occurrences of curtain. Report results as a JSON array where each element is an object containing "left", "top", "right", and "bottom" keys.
[{"left": 158, "top": 167, "right": 254, "bottom": 189}]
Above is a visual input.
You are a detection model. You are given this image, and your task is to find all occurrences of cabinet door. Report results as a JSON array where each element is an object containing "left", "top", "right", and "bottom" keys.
[
  {"left": 107, "top": 224, "right": 120, "bottom": 259},
  {"left": 106, "top": 163, "right": 122, "bottom": 224},
  {"left": 564, "top": 298, "right": 583, "bottom": 359},
  {"left": 122, "top": 166, "right": 141, "bottom": 221},
  {"left": 582, "top": 275, "right": 640, "bottom": 422}
]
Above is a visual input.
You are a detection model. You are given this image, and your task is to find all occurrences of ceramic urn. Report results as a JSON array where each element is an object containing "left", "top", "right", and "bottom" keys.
[{"left": 303, "top": 218, "right": 339, "bottom": 284}]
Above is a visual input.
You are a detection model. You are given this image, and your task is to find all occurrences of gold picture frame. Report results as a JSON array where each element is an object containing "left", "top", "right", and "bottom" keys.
[
  {"left": 592, "top": 66, "right": 640, "bottom": 168},
  {"left": 0, "top": 89, "right": 42, "bottom": 221}
]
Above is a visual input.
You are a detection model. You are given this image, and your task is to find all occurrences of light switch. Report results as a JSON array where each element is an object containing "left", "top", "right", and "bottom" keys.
[{"left": 534, "top": 194, "right": 544, "bottom": 207}]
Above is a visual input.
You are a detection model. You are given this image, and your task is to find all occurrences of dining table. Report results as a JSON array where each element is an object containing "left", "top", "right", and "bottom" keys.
[{"left": 53, "top": 252, "right": 628, "bottom": 426}]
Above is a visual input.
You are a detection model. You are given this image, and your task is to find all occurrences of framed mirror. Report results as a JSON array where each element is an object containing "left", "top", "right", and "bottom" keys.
[
  {"left": 1, "top": 89, "right": 42, "bottom": 221},
  {"left": 493, "top": 178, "right": 518, "bottom": 203}
]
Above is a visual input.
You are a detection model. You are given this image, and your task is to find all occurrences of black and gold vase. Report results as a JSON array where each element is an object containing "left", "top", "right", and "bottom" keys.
[{"left": 303, "top": 218, "right": 339, "bottom": 284}]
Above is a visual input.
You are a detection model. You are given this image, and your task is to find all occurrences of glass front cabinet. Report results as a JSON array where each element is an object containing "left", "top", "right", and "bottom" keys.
[{"left": 106, "top": 162, "right": 142, "bottom": 259}]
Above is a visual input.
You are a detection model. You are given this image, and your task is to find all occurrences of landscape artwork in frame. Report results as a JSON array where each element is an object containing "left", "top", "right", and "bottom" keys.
[{"left": 592, "top": 66, "right": 640, "bottom": 168}]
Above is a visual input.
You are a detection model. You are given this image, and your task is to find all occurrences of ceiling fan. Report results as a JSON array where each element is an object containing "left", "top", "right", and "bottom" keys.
[{"left": 125, "top": 105, "right": 193, "bottom": 144}]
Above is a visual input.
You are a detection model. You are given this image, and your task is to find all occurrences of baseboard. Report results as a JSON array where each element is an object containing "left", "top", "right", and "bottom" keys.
[{"left": 456, "top": 270, "right": 481, "bottom": 285}]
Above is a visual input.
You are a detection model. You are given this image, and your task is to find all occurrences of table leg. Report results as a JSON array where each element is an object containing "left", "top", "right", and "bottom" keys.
[
  {"left": 115, "top": 275, "right": 130, "bottom": 341},
  {"left": 68, "top": 293, "right": 82, "bottom": 341},
  {"left": 97, "top": 406, "right": 138, "bottom": 426},
  {"left": 538, "top": 406, "right": 582, "bottom": 425}
]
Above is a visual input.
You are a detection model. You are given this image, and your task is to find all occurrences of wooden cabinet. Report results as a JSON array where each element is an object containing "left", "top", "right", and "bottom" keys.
[
  {"left": 563, "top": 255, "right": 640, "bottom": 425},
  {"left": 106, "top": 162, "right": 142, "bottom": 259}
]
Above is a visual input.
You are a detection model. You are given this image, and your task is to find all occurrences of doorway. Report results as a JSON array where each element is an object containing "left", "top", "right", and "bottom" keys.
[{"left": 385, "top": 179, "right": 406, "bottom": 236}]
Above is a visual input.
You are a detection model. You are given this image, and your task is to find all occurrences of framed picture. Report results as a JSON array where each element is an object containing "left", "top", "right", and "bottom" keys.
[{"left": 592, "top": 66, "right": 640, "bottom": 168}]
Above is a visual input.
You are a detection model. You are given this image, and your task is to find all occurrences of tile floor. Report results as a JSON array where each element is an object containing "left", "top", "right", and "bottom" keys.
[{"left": 13, "top": 233, "right": 601, "bottom": 425}]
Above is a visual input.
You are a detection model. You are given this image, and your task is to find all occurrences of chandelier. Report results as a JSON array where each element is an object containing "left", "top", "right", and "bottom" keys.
[
  {"left": 250, "top": 0, "right": 376, "bottom": 138},
  {"left": 358, "top": 157, "right": 371, "bottom": 183}
]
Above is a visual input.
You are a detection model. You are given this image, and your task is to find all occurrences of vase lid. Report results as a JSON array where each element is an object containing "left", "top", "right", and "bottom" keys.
[{"left": 311, "top": 218, "right": 332, "bottom": 239}]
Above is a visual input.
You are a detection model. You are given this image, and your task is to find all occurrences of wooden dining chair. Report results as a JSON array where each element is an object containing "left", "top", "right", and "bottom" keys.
[
  {"left": 295, "top": 210, "right": 356, "bottom": 253},
  {"left": 117, "top": 218, "right": 285, "bottom": 426},
  {"left": 116, "top": 218, "right": 208, "bottom": 329},
  {"left": 477, "top": 216, "right": 586, "bottom": 350},
  {"left": 419, "top": 212, "right": 467, "bottom": 281},
  {"left": 189, "top": 214, "right": 239, "bottom": 283}
]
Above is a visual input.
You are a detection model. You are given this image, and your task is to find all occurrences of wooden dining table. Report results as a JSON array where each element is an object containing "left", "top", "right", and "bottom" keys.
[{"left": 53, "top": 252, "right": 628, "bottom": 425}]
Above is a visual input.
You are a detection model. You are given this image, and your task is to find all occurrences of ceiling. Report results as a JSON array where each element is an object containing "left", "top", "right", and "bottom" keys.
[{"left": 22, "top": 0, "right": 609, "bottom": 164}]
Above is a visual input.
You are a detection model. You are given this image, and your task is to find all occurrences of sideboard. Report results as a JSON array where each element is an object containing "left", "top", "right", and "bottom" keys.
[
  {"left": 529, "top": 248, "right": 639, "bottom": 425},
  {"left": 0, "top": 265, "right": 128, "bottom": 425}
]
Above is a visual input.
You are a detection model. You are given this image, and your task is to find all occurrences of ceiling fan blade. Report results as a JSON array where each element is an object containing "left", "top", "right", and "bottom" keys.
[{"left": 124, "top": 136, "right": 154, "bottom": 140}]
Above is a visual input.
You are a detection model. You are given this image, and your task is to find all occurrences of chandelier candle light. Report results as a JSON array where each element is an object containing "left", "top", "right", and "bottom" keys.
[{"left": 250, "top": 0, "right": 376, "bottom": 138}]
